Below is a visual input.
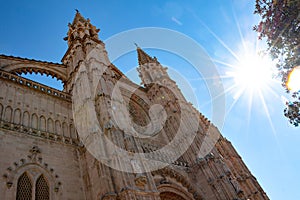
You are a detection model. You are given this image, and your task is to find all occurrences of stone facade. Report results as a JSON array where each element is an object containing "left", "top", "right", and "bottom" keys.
[{"left": 0, "top": 12, "right": 269, "bottom": 200}]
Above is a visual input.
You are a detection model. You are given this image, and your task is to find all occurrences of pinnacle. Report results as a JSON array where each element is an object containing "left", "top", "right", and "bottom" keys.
[
  {"left": 64, "top": 11, "right": 100, "bottom": 45},
  {"left": 136, "top": 46, "right": 158, "bottom": 65},
  {"left": 71, "top": 10, "right": 87, "bottom": 25}
]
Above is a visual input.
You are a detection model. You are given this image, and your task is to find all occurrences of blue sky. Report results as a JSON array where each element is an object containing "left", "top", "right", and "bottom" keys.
[{"left": 0, "top": 1, "right": 299, "bottom": 199}]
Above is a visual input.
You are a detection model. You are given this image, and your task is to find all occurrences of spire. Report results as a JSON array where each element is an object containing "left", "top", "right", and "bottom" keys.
[
  {"left": 64, "top": 10, "right": 100, "bottom": 46},
  {"left": 136, "top": 46, "right": 158, "bottom": 65},
  {"left": 71, "top": 9, "right": 87, "bottom": 26}
]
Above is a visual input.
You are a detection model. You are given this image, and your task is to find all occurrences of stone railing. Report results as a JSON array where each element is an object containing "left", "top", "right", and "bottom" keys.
[
  {"left": 0, "top": 120, "right": 79, "bottom": 146},
  {"left": 0, "top": 70, "right": 71, "bottom": 101}
]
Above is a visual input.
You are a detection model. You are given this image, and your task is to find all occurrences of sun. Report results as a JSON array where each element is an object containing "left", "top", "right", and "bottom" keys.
[
  {"left": 232, "top": 53, "right": 274, "bottom": 91},
  {"left": 219, "top": 48, "right": 278, "bottom": 132},
  {"left": 224, "top": 51, "right": 275, "bottom": 101}
]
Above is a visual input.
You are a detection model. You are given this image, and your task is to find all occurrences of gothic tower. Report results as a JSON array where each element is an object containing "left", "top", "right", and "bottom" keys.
[{"left": 62, "top": 11, "right": 162, "bottom": 199}]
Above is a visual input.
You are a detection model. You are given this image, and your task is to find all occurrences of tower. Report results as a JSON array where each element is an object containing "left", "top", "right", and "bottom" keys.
[
  {"left": 136, "top": 46, "right": 186, "bottom": 101},
  {"left": 62, "top": 12, "right": 162, "bottom": 200},
  {"left": 0, "top": 11, "right": 269, "bottom": 200},
  {"left": 62, "top": 10, "right": 110, "bottom": 94}
]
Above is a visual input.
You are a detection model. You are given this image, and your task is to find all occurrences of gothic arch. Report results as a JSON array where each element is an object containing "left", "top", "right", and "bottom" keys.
[
  {"left": 158, "top": 184, "right": 194, "bottom": 200},
  {"left": 62, "top": 122, "right": 69, "bottom": 137},
  {"left": 4, "top": 106, "right": 13, "bottom": 122},
  {"left": 69, "top": 124, "right": 77, "bottom": 140},
  {"left": 22, "top": 111, "right": 30, "bottom": 127},
  {"left": 2, "top": 146, "right": 62, "bottom": 200},
  {"left": 10, "top": 164, "right": 55, "bottom": 200},
  {"left": 40, "top": 116, "right": 46, "bottom": 131},
  {"left": 13, "top": 108, "right": 22, "bottom": 125},
  {"left": 35, "top": 174, "right": 50, "bottom": 200},
  {"left": 31, "top": 113, "right": 38, "bottom": 129},
  {"left": 0, "top": 55, "right": 67, "bottom": 83},
  {"left": 152, "top": 167, "right": 203, "bottom": 200},
  {"left": 47, "top": 118, "right": 54, "bottom": 133},
  {"left": 16, "top": 172, "right": 33, "bottom": 200},
  {"left": 55, "top": 120, "right": 62, "bottom": 136}
]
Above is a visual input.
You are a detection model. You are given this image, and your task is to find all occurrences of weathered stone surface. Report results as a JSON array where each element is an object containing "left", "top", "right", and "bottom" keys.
[{"left": 0, "top": 12, "right": 269, "bottom": 200}]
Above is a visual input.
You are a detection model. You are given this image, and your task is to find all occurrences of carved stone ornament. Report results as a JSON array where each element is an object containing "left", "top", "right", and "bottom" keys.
[
  {"left": 134, "top": 174, "right": 147, "bottom": 189},
  {"left": 28, "top": 145, "right": 41, "bottom": 162},
  {"left": 2, "top": 146, "right": 62, "bottom": 192}
]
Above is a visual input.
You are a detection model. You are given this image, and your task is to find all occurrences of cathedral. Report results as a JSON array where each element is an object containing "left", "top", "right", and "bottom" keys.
[{"left": 0, "top": 12, "right": 269, "bottom": 200}]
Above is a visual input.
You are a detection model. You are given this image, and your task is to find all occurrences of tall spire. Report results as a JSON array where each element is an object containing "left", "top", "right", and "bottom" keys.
[
  {"left": 136, "top": 46, "right": 171, "bottom": 87},
  {"left": 64, "top": 10, "right": 100, "bottom": 46},
  {"left": 136, "top": 46, "right": 158, "bottom": 65}
]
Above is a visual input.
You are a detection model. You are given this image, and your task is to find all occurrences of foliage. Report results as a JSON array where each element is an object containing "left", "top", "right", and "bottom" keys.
[
  {"left": 284, "top": 92, "right": 300, "bottom": 126},
  {"left": 253, "top": 0, "right": 300, "bottom": 126}
]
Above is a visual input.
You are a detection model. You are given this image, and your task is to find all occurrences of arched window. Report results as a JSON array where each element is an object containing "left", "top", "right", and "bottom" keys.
[
  {"left": 16, "top": 172, "right": 50, "bottom": 200},
  {"left": 35, "top": 175, "right": 49, "bottom": 200},
  {"left": 16, "top": 172, "right": 33, "bottom": 200}
]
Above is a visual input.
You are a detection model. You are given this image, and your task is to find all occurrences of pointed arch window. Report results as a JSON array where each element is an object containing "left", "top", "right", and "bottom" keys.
[
  {"left": 16, "top": 172, "right": 50, "bottom": 200},
  {"left": 35, "top": 175, "right": 49, "bottom": 200},
  {"left": 16, "top": 172, "right": 33, "bottom": 200}
]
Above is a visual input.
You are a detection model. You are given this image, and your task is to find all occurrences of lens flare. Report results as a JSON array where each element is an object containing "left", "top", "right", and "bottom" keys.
[{"left": 286, "top": 66, "right": 300, "bottom": 92}]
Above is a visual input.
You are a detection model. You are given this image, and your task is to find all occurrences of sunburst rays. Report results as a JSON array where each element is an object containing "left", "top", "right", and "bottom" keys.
[{"left": 193, "top": 12, "right": 282, "bottom": 137}]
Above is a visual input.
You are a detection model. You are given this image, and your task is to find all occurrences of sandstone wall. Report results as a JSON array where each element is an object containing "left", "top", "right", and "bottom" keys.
[{"left": 0, "top": 75, "right": 85, "bottom": 200}]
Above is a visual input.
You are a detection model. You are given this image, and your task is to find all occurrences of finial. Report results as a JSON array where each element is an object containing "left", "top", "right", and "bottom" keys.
[
  {"left": 134, "top": 43, "right": 139, "bottom": 48},
  {"left": 75, "top": 9, "right": 79, "bottom": 13}
]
